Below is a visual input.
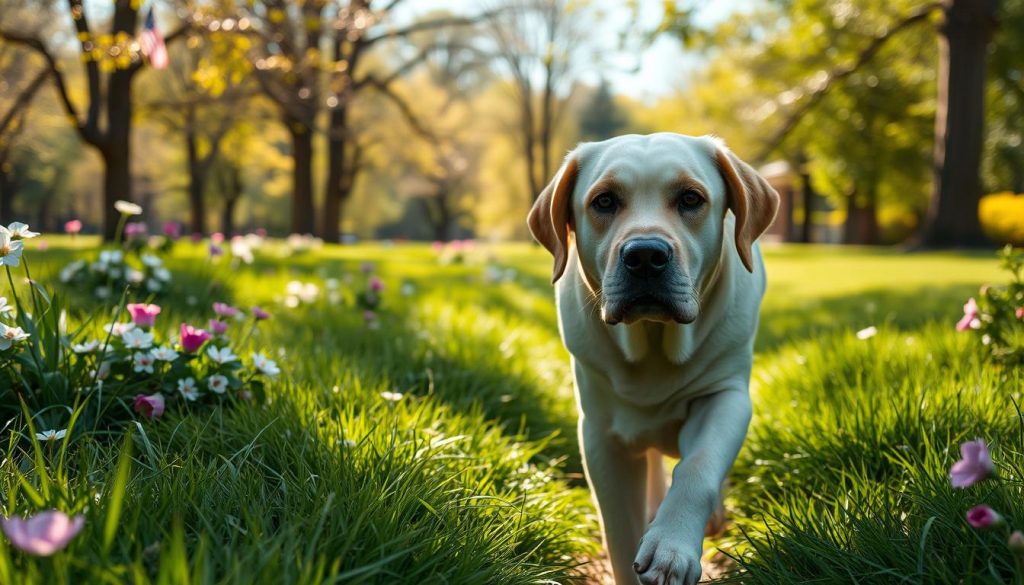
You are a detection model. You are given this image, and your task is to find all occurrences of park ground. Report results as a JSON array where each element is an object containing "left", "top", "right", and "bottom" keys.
[{"left": 3, "top": 238, "right": 1024, "bottom": 584}]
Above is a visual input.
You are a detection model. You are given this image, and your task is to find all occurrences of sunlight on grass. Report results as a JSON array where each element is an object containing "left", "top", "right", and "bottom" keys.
[{"left": 3, "top": 237, "right": 1019, "bottom": 583}]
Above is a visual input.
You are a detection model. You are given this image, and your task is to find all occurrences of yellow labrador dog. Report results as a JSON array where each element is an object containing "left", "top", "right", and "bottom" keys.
[{"left": 528, "top": 133, "right": 778, "bottom": 585}]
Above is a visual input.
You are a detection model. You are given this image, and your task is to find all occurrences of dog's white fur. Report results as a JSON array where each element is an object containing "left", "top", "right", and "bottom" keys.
[{"left": 528, "top": 133, "right": 779, "bottom": 585}]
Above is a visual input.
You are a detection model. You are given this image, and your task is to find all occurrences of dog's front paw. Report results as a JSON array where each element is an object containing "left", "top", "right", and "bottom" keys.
[{"left": 632, "top": 525, "right": 702, "bottom": 585}]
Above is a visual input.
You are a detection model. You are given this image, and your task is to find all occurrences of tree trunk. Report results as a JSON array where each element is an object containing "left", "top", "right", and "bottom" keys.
[
  {"left": 321, "top": 106, "right": 349, "bottom": 243},
  {"left": 843, "top": 188, "right": 880, "bottom": 245},
  {"left": 101, "top": 143, "right": 131, "bottom": 240},
  {"left": 99, "top": 6, "right": 139, "bottom": 241},
  {"left": 798, "top": 166, "right": 815, "bottom": 244},
  {"left": 920, "top": 0, "right": 998, "bottom": 247},
  {"left": 186, "top": 129, "right": 207, "bottom": 235},
  {"left": 287, "top": 121, "right": 315, "bottom": 235},
  {"left": 221, "top": 164, "right": 242, "bottom": 235}
]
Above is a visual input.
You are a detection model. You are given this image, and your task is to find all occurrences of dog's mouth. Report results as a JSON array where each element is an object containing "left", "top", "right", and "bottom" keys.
[{"left": 602, "top": 292, "right": 698, "bottom": 325}]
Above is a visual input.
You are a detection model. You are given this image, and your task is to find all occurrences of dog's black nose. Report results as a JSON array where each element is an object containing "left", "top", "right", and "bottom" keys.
[{"left": 620, "top": 238, "right": 673, "bottom": 277}]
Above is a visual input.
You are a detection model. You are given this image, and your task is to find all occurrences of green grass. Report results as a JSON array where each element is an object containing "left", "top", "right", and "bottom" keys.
[{"left": 2, "top": 237, "right": 1021, "bottom": 583}]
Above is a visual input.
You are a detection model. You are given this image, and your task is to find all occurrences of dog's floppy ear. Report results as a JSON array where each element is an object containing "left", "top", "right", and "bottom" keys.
[
  {"left": 528, "top": 153, "right": 580, "bottom": 283},
  {"left": 714, "top": 146, "right": 780, "bottom": 272}
]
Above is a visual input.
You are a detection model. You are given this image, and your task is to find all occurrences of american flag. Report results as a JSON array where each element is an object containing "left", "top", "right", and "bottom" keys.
[{"left": 139, "top": 7, "right": 168, "bottom": 70}]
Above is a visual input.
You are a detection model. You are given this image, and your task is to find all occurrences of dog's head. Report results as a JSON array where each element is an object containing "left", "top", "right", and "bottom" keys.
[{"left": 528, "top": 133, "right": 779, "bottom": 325}]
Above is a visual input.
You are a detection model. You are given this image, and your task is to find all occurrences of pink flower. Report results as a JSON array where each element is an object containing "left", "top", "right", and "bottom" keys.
[
  {"left": 1011, "top": 531, "right": 1024, "bottom": 554},
  {"left": 950, "top": 439, "right": 995, "bottom": 488},
  {"left": 208, "top": 319, "right": 228, "bottom": 335},
  {"left": 179, "top": 323, "right": 211, "bottom": 353},
  {"left": 1016, "top": 307, "right": 1024, "bottom": 319},
  {"left": 124, "top": 222, "right": 148, "bottom": 238},
  {"left": 966, "top": 505, "right": 1003, "bottom": 529},
  {"left": 254, "top": 228, "right": 268, "bottom": 238},
  {"left": 162, "top": 222, "right": 181, "bottom": 239},
  {"left": 1, "top": 511, "right": 85, "bottom": 556},
  {"left": 133, "top": 393, "right": 165, "bottom": 418},
  {"left": 213, "top": 302, "right": 239, "bottom": 318},
  {"left": 369, "top": 276, "right": 383, "bottom": 292},
  {"left": 64, "top": 219, "right": 82, "bottom": 234},
  {"left": 252, "top": 306, "right": 271, "bottom": 321},
  {"left": 211, "top": 232, "right": 225, "bottom": 244},
  {"left": 360, "top": 262, "right": 375, "bottom": 274},
  {"left": 956, "top": 298, "right": 981, "bottom": 332},
  {"left": 190, "top": 232, "right": 203, "bottom": 243},
  {"left": 432, "top": 241, "right": 445, "bottom": 253},
  {"left": 126, "top": 303, "right": 161, "bottom": 328}
]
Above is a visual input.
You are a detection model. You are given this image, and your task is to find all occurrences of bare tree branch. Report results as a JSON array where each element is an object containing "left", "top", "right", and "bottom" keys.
[
  {"left": 361, "top": 75, "right": 435, "bottom": 142},
  {"left": 754, "top": 2, "right": 942, "bottom": 161},
  {"left": 361, "top": 12, "right": 492, "bottom": 47},
  {"left": 0, "top": 30, "right": 92, "bottom": 143},
  {"left": 0, "top": 67, "right": 48, "bottom": 137}
]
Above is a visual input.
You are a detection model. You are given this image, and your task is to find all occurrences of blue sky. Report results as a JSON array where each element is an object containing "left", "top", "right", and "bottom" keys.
[{"left": 397, "top": 0, "right": 745, "bottom": 102}]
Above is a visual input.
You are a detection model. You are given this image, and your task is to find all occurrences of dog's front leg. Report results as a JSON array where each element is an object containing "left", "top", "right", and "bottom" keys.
[
  {"left": 634, "top": 387, "right": 752, "bottom": 585},
  {"left": 580, "top": 416, "right": 647, "bottom": 585}
]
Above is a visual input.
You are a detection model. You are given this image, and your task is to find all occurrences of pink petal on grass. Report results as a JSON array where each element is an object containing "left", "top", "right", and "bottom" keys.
[
  {"left": 950, "top": 439, "right": 995, "bottom": 488},
  {"left": 133, "top": 393, "right": 166, "bottom": 418},
  {"left": 1, "top": 511, "right": 85, "bottom": 556},
  {"left": 966, "top": 505, "right": 1003, "bottom": 529},
  {"left": 956, "top": 298, "right": 980, "bottom": 332}
]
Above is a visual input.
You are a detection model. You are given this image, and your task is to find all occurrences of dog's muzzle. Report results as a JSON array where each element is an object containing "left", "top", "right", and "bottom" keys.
[{"left": 601, "top": 238, "right": 698, "bottom": 325}]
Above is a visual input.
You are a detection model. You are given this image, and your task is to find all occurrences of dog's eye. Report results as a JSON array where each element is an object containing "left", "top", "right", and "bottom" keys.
[
  {"left": 677, "top": 189, "right": 705, "bottom": 211},
  {"left": 591, "top": 193, "right": 618, "bottom": 214}
]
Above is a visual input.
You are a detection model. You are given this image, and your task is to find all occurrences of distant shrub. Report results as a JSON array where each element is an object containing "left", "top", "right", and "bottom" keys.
[
  {"left": 980, "top": 192, "right": 1024, "bottom": 246},
  {"left": 957, "top": 246, "right": 1024, "bottom": 365}
]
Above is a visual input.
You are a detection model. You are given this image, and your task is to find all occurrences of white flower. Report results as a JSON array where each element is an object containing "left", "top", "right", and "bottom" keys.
[
  {"left": 141, "top": 254, "right": 162, "bottom": 268},
  {"left": 0, "top": 323, "right": 29, "bottom": 350},
  {"left": 7, "top": 222, "right": 39, "bottom": 240},
  {"left": 380, "top": 391, "right": 404, "bottom": 402},
  {"left": 114, "top": 200, "right": 143, "bottom": 216},
  {"left": 206, "top": 345, "right": 238, "bottom": 365},
  {"left": 177, "top": 377, "right": 199, "bottom": 401},
  {"left": 151, "top": 346, "right": 179, "bottom": 361},
  {"left": 59, "top": 261, "right": 85, "bottom": 283},
  {"left": 400, "top": 283, "right": 416, "bottom": 297},
  {"left": 230, "top": 239, "right": 254, "bottom": 264},
  {"left": 0, "top": 296, "right": 13, "bottom": 316},
  {"left": 855, "top": 326, "right": 878, "bottom": 340},
  {"left": 35, "top": 429, "right": 67, "bottom": 442},
  {"left": 207, "top": 375, "right": 229, "bottom": 394},
  {"left": 127, "top": 269, "right": 144, "bottom": 284},
  {"left": 251, "top": 352, "right": 280, "bottom": 377},
  {"left": 120, "top": 328, "right": 154, "bottom": 350},
  {"left": 93, "top": 361, "right": 112, "bottom": 380},
  {"left": 133, "top": 351, "right": 155, "bottom": 374},
  {"left": 72, "top": 340, "right": 100, "bottom": 353},
  {"left": 103, "top": 322, "right": 135, "bottom": 337},
  {"left": 154, "top": 267, "right": 172, "bottom": 282},
  {"left": 0, "top": 229, "right": 24, "bottom": 267},
  {"left": 98, "top": 249, "right": 124, "bottom": 265},
  {"left": 285, "top": 281, "right": 319, "bottom": 303},
  {"left": 146, "top": 280, "right": 162, "bottom": 292},
  {"left": 95, "top": 286, "right": 111, "bottom": 299}
]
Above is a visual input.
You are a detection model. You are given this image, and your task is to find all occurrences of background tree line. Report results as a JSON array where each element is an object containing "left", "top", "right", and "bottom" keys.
[{"left": 0, "top": 0, "right": 1021, "bottom": 246}]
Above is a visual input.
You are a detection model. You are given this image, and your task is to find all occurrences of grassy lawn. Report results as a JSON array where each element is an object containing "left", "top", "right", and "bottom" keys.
[{"left": 2, "top": 237, "right": 1021, "bottom": 583}]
